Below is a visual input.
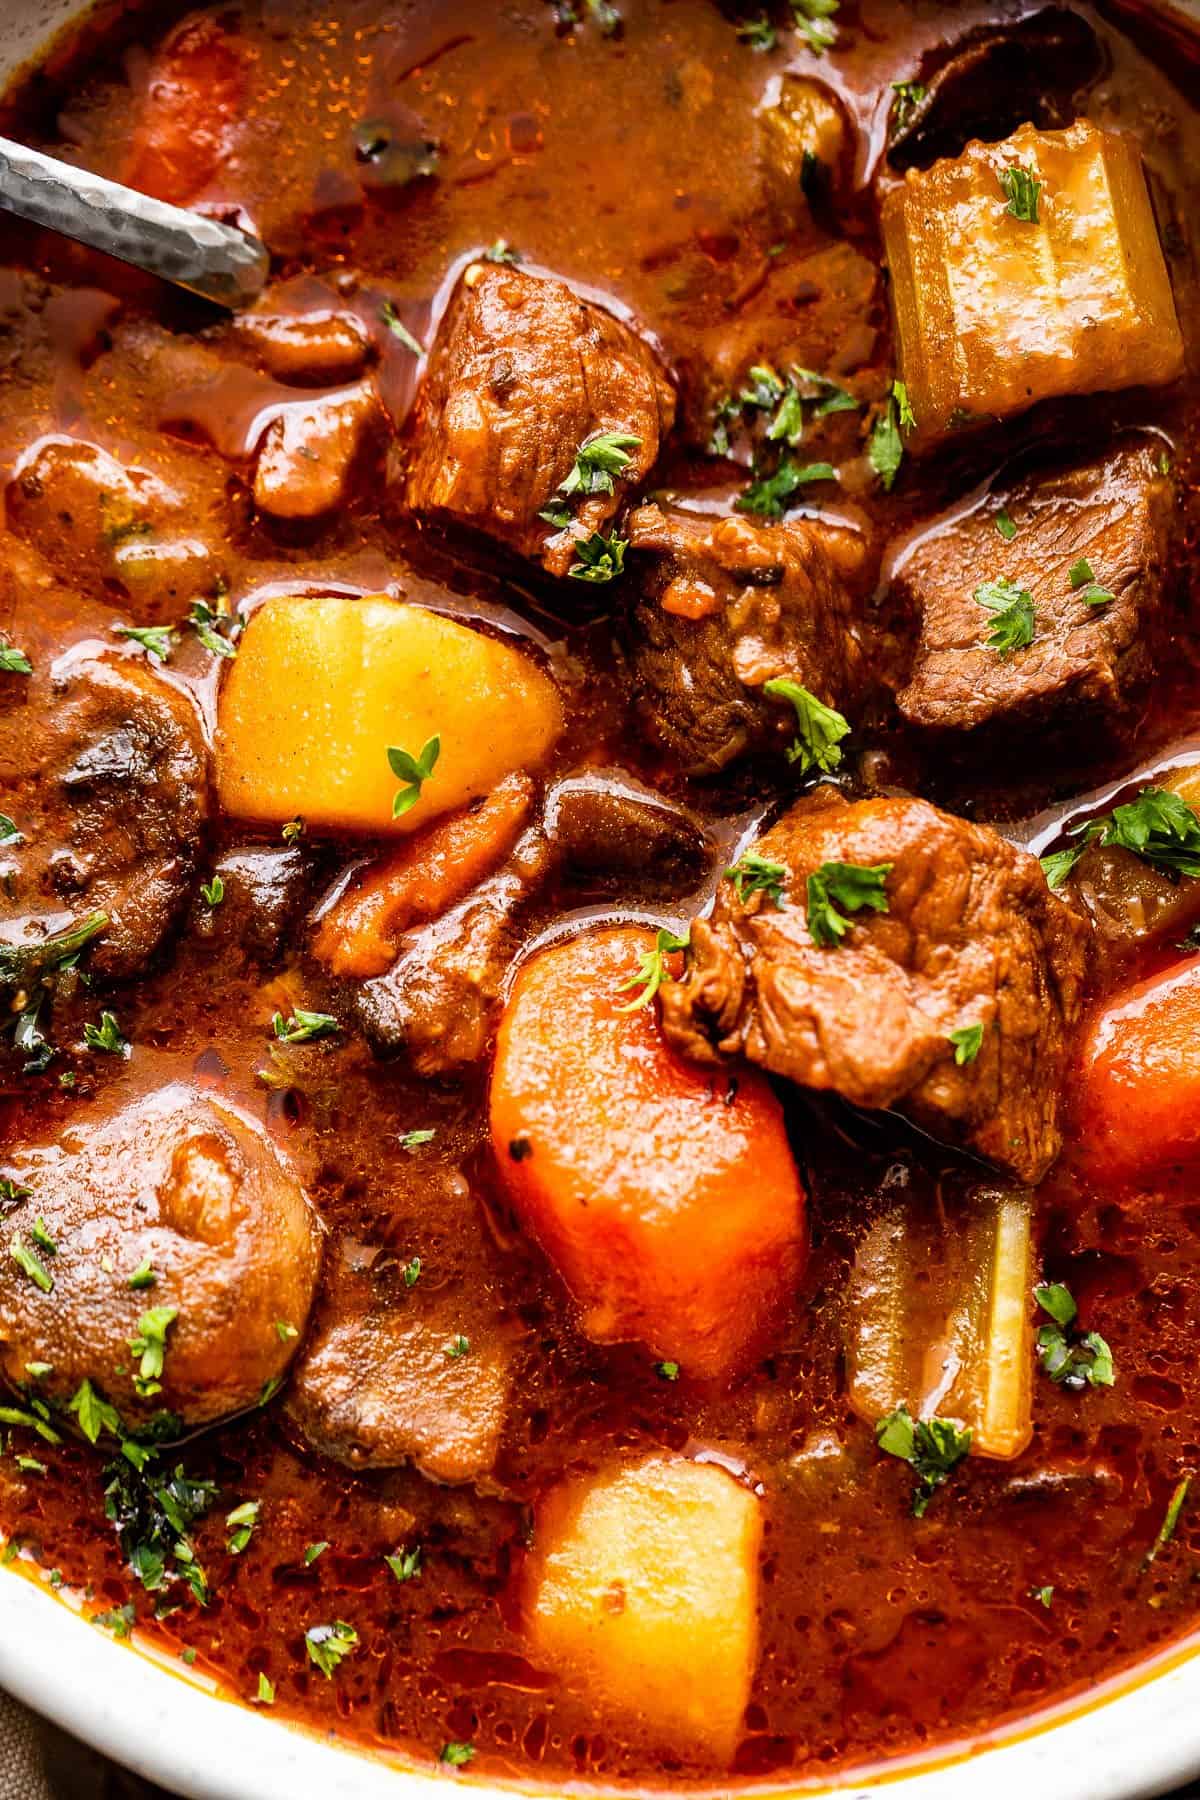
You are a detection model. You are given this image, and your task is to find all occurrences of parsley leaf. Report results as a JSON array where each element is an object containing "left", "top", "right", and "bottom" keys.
[
  {"left": 999, "top": 164, "right": 1042, "bottom": 223},
  {"left": 615, "top": 927, "right": 689, "bottom": 1013},
  {"left": 188, "top": 598, "right": 241, "bottom": 660},
  {"left": 402, "top": 1256, "right": 422, "bottom": 1288},
  {"left": 974, "top": 577, "right": 1035, "bottom": 657},
  {"left": 484, "top": 239, "right": 521, "bottom": 265},
  {"left": 128, "top": 1259, "right": 156, "bottom": 1291},
  {"left": 791, "top": 0, "right": 839, "bottom": 54},
  {"left": 890, "top": 80, "right": 926, "bottom": 131},
  {"left": 385, "top": 1545, "right": 422, "bottom": 1583},
  {"left": 304, "top": 1541, "right": 329, "bottom": 1565},
  {"left": 726, "top": 850, "right": 788, "bottom": 907},
  {"left": 1045, "top": 786, "right": 1200, "bottom": 890},
  {"left": 559, "top": 431, "right": 642, "bottom": 499},
  {"left": 388, "top": 734, "right": 440, "bottom": 817},
  {"left": 103, "top": 1454, "right": 217, "bottom": 1606},
  {"left": 380, "top": 301, "right": 425, "bottom": 356},
  {"left": 568, "top": 530, "right": 628, "bottom": 583},
  {"left": 868, "top": 380, "right": 915, "bottom": 491},
  {"left": 736, "top": 457, "right": 836, "bottom": 519},
  {"left": 129, "top": 1306, "right": 178, "bottom": 1398},
  {"left": 876, "top": 1404, "right": 972, "bottom": 1517},
  {"left": 70, "top": 1378, "right": 123, "bottom": 1445},
  {"left": 805, "top": 861, "right": 892, "bottom": 949},
  {"left": 762, "top": 677, "right": 850, "bottom": 774},
  {"left": 1030, "top": 1584, "right": 1055, "bottom": 1608},
  {"left": 225, "top": 1500, "right": 260, "bottom": 1554},
  {"left": 995, "top": 507, "right": 1017, "bottom": 542},
  {"left": 0, "top": 814, "right": 21, "bottom": 847},
  {"left": 9, "top": 1233, "right": 52, "bottom": 1294},
  {"left": 30, "top": 1216, "right": 56, "bottom": 1256},
  {"left": 272, "top": 1008, "right": 340, "bottom": 1044},
  {"left": 305, "top": 1620, "right": 358, "bottom": 1678},
  {"left": 1068, "top": 557, "right": 1114, "bottom": 607},
  {"left": 1143, "top": 1475, "right": 1191, "bottom": 1569},
  {"left": 200, "top": 875, "right": 224, "bottom": 907},
  {"left": 0, "top": 642, "right": 32, "bottom": 675},
  {"left": 254, "top": 1672, "right": 275, "bottom": 1705},
  {"left": 1035, "top": 1283, "right": 1114, "bottom": 1390},
  {"left": 655, "top": 1359, "right": 680, "bottom": 1381},
  {"left": 441, "top": 1744, "right": 476, "bottom": 1769},
  {"left": 949, "top": 1023, "right": 983, "bottom": 1065},
  {"left": 736, "top": 15, "right": 777, "bottom": 49},
  {"left": 114, "top": 624, "right": 175, "bottom": 661},
  {"left": 400, "top": 1129, "right": 435, "bottom": 1151},
  {"left": 83, "top": 1011, "right": 128, "bottom": 1056},
  {"left": 444, "top": 1334, "right": 470, "bottom": 1359}
]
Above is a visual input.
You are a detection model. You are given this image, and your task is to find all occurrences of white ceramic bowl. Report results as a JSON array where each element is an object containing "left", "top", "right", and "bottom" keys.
[{"left": 2, "top": 2, "right": 1200, "bottom": 1795}]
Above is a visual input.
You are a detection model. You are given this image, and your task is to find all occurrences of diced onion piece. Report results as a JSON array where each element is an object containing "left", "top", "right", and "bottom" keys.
[
  {"left": 215, "top": 595, "right": 562, "bottom": 834},
  {"left": 846, "top": 1185, "right": 1034, "bottom": 1459},
  {"left": 881, "top": 119, "right": 1184, "bottom": 449},
  {"left": 524, "top": 1455, "right": 761, "bottom": 1755}
]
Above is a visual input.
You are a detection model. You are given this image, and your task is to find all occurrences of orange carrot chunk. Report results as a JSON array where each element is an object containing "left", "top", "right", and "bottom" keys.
[
  {"left": 1080, "top": 954, "right": 1200, "bottom": 1177},
  {"left": 489, "top": 925, "right": 806, "bottom": 1381},
  {"left": 312, "top": 773, "right": 533, "bottom": 978}
]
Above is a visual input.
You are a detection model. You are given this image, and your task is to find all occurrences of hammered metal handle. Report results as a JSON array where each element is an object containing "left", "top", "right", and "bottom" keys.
[{"left": 0, "top": 135, "right": 270, "bottom": 308}]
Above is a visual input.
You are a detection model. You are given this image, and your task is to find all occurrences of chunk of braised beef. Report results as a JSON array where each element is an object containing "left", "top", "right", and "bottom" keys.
[
  {"left": 659, "top": 788, "right": 1090, "bottom": 1184},
  {"left": 895, "top": 440, "right": 1175, "bottom": 744},
  {"left": 887, "top": 7, "right": 1104, "bottom": 170},
  {"left": 405, "top": 263, "right": 675, "bottom": 577},
  {"left": 0, "top": 653, "right": 209, "bottom": 977},
  {"left": 626, "top": 502, "right": 868, "bottom": 774}
]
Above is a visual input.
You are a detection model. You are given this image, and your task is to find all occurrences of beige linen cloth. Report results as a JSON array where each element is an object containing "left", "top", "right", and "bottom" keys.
[{"left": 0, "top": 1689, "right": 174, "bottom": 1798}]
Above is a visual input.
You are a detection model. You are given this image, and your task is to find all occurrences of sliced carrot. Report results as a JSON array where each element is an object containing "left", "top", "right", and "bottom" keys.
[
  {"left": 125, "top": 17, "right": 246, "bottom": 205},
  {"left": 489, "top": 925, "right": 806, "bottom": 1381},
  {"left": 1079, "top": 954, "right": 1200, "bottom": 1178},
  {"left": 312, "top": 773, "right": 534, "bottom": 978}
]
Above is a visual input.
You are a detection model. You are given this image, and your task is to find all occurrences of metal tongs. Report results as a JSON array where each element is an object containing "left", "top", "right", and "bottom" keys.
[{"left": 0, "top": 134, "right": 269, "bottom": 309}]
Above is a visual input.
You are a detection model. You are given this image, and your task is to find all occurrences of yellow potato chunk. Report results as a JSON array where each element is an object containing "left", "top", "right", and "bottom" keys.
[
  {"left": 846, "top": 1185, "right": 1034, "bottom": 1459},
  {"left": 216, "top": 595, "right": 562, "bottom": 834},
  {"left": 759, "top": 75, "right": 846, "bottom": 208},
  {"left": 882, "top": 119, "right": 1184, "bottom": 449},
  {"left": 525, "top": 1456, "right": 761, "bottom": 1755}
]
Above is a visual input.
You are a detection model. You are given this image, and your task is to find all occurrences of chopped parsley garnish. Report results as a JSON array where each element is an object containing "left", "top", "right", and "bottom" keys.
[
  {"left": 737, "top": 456, "right": 836, "bottom": 519},
  {"left": 1034, "top": 1283, "right": 1115, "bottom": 1390},
  {"left": 974, "top": 577, "right": 1035, "bottom": 657},
  {"left": 225, "top": 1500, "right": 260, "bottom": 1554},
  {"left": 200, "top": 875, "right": 224, "bottom": 908},
  {"left": 868, "top": 379, "right": 915, "bottom": 491},
  {"left": 568, "top": 530, "right": 628, "bottom": 583},
  {"left": 995, "top": 507, "right": 1017, "bottom": 542},
  {"left": 615, "top": 927, "right": 689, "bottom": 1014},
  {"left": 129, "top": 1305, "right": 178, "bottom": 1398},
  {"left": 275, "top": 1320, "right": 298, "bottom": 1342},
  {"left": 9, "top": 1233, "right": 52, "bottom": 1294},
  {"left": 305, "top": 1620, "right": 358, "bottom": 1678},
  {"left": 876, "top": 1405, "right": 971, "bottom": 1517},
  {"left": 83, "top": 1011, "right": 128, "bottom": 1056},
  {"left": 114, "top": 624, "right": 175, "bottom": 661},
  {"left": 791, "top": 0, "right": 839, "bottom": 54},
  {"left": 0, "top": 1402, "right": 61, "bottom": 1446},
  {"left": 1040, "top": 785, "right": 1200, "bottom": 890},
  {"left": 0, "top": 909, "right": 108, "bottom": 999},
  {"left": 1069, "top": 557, "right": 1114, "bottom": 608},
  {"left": 103, "top": 1455, "right": 216, "bottom": 1606},
  {"left": 735, "top": 15, "right": 777, "bottom": 49},
  {"left": 484, "top": 239, "right": 521, "bottom": 265},
  {"left": 441, "top": 1744, "right": 476, "bottom": 1769},
  {"left": 272, "top": 1008, "right": 340, "bottom": 1044},
  {"left": 16, "top": 1456, "right": 46, "bottom": 1476},
  {"left": 0, "top": 643, "right": 32, "bottom": 675},
  {"left": 655, "top": 1360, "right": 680, "bottom": 1381},
  {"left": 128, "top": 1259, "right": 156, "bottom": 1290},
  {"left": 0, "top": 1179, "right": 29, "bottom": 1206},
  {"left": 1143, "top": 1475, "right": 1191, "bottom": 1569},
  {"left": 388, "top": 733, "right": 440, "bottom": 818},
  {"left": 385, "top": 1545, "right": 422, "bottom": 1583},
  {"left": 402, "top": 1256, "right": 422, "bottom": 1288},
  {"left": 24, "top": 1363, "right": 52, "bottom": 1380},
  {"left": 304, "top": 1541, "right": 329, "bottom": 1565},
  {"left": 380, "top": 301, "right": 425, "bottom": 357},
  {"left": 1030, "top": 1584, "right": 1055, "bottom": 1608},
  {"left": 0, "top": 814, "right": 21, "bottom": 846},
  {"left": 710, "top": 363, "right": 855, "bottom": 458},
  {"left": 70, "top": 1378, "right": 123, "bottom": 1445},
  {"left": 949, "top": 1023, "right": 983, "bottom": 1066},
  {"left": 93, "top": 1604, "right": 136, "bottom": 1638},
  {"left": 560, "top": 431, "right": 642, "bottom": 499},
  {"left": 30, "top": 1217, "right": 56, "bottom": 1256},
  {"left": 188, "top": 598, "right": 241, "bottom": 660},
  {"left": 890, "top": 80, "right": 927, "bottom": 131},
  {"left": 254, "top": 1672, "right": 275, "bottom": 1705},
  {"left": 1000, "top": 164, "right": 1042, "bottom": 223},
  {"left": 444, "top": 1335, "right": 470, "bottom": 1360},
  {"left": 762, "top": 677, "right": 850, "bottom": 774},
  {"left": 282, "top": 818, "right": 304, "bottom": 844},
  {"left": 726, "top": 850, "right": 788, "bottom": 908},
  {"left": 400, "top": 1129, "right": 436, "bottom": 1151},
  {"left": 805, "top": 861, "right": 892, "bottom": 949}
]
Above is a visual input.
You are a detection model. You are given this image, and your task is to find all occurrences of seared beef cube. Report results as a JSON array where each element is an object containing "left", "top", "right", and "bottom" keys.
[
  {"left": 887, "top": 8, "right": 1104, "bottom": 171},
  {"left": 660, "top": 789, "right": 1089, "bottom": 1184},
  {"left": 882, "top": 121, "right": 1184, "bottom": 449},
  {"left": 405, "top": 264, "right": 675, "bottom": 577},
  {"left": 627, "top": 502, "right": 867, "bottom": 774},
  {"left": 545, "top": 769, "right": 712, "bottom": 892},
  {"left": 0, "top": 653, "right": 209, "bottom": 976},
  {"left": 896, "top": 440, "right": 1174, "bottom": 737}
]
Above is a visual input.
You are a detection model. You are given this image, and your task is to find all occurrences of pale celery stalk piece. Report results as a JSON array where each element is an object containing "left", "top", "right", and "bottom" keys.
[
  {"left": 846, "top": 1185, "right": 1034, "bottom": 1459},
  {"left": 881, "top": 119, "right": 1184, "bottom": 450}
]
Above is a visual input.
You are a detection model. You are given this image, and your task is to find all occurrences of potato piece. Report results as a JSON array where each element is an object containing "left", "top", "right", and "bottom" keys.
[
  {"left": 216, "top": 596, "right": 562, "bottom": 835},
  {"left": 847, "top": 1184, "right": 1034, "bottom": 1459},
  {"left": 882, "top": 119, "right": 1184, "bottom": 448},
  {"left": 525, "top": 1455, "right": 761, "bottom": 1755},
  {"left": 490, "top": 926, "right": 806, "bottom": 1381},
  {"left": 759, "top": 75, "right": 847, "bottom": 209}
]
